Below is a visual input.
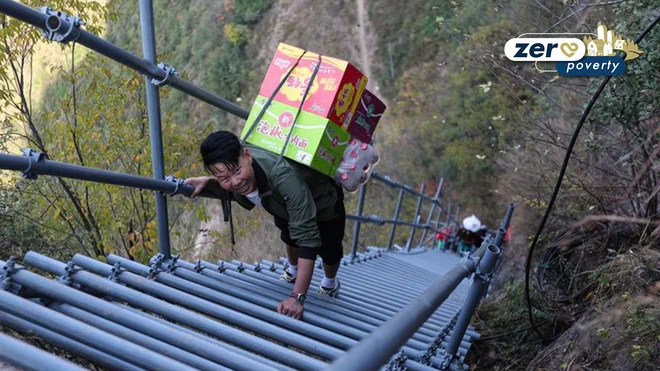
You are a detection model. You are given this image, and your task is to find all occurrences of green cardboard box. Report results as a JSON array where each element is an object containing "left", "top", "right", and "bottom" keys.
[{"left": 241, "top": 95, "right": 350, "bottom": 176}]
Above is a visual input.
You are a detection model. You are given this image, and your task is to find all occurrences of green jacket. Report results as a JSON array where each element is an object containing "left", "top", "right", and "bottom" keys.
[{"left": 230, "top": 145, "right": 344, "bottom": 249}]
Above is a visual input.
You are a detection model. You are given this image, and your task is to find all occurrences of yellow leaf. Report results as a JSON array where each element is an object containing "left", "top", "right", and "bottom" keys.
[{"left": 53, "top": 207, "right": 61, "bottom": 220}]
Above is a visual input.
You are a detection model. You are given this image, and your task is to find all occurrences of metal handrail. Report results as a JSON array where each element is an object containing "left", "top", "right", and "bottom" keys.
[
  {"left": 371, "top": 172, "right": 441, "bottom": 205},
  {"left": 0, "top": 0, "right": 460, "bottom": 259},
  {"left": 326, "top": 243, "right": 496, "bottom": 370},
  {"left": 329, "top": 204, "right": 513, "bottom": 370},
  {"left": 0, "top": 0, "right": 249, "bottom": 119},
  {"left": 0, "top": 153, "right": 217, "bottom": 199},
  {"left": 0, "top": 150, "right": 451, "bottom": 241}
]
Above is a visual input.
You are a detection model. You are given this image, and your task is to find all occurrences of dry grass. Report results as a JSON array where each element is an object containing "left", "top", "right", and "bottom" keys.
[
  {"left": 470, "top": 217, "right": 660, "bottom": 371},
  {"left": 527, "top": 247, "right": 660, "bottom": 371}
]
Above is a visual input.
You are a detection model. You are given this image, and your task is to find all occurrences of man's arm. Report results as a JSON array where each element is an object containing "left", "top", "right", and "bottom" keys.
[
  {"left": 203, "top": 177, "right": 227, "bottom": 198},
  {"left": 294, "top": 258, "right": 315, "bottom": 295},
  {"left": 184, "top": 176, "right": 227, "bottom": 199}
]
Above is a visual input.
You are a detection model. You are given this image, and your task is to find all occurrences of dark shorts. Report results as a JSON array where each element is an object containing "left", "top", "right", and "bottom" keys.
[{"left": 273, "top": 191, "right": 346, "bottom": 266}]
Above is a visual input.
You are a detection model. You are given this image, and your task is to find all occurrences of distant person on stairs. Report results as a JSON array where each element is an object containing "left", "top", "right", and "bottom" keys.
[
  {"left": 185, "top": 131, "right": 345, "bottom": 320},
  {"left": 457, "top": 215, "right": 483, "bottom": 254}
]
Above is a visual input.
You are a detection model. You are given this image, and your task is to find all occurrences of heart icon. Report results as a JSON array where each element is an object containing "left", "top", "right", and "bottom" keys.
[{"left": 560, "top": 42, "right": 579, "bottom": 57}]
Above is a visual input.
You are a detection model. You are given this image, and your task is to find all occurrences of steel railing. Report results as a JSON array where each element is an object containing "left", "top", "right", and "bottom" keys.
[
  {"left": 329, "top": 204, "right": 514, "bottom": 370},
  {"left": 0, "top": 0, "right": 458, "bottom": 261}
]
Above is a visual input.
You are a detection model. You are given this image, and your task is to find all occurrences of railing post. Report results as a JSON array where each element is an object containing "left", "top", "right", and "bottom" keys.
[
  {"left": 434, "top": 201, "right": 446, "bottom": 229},
  {"left": 139, "top": 0, "right": 171, "bottom": 259},
  {"left": 418, "top": 178, "right": 444, "bottom": 247},
  {"left": 350, "top": 183, "right": 367, "bottom": 261},
  {"left": 430, "top": 203, "right": 444, "bottom": 248},
  {"left": 494, "top": 203, "right": 515, "bottom": 246},
  {"left": 406, "top": 182, "right": 425, "bottom": 252},
  {"left": 442, "top": 243, "right": 501, "bottom": 367},
  {"left": 442, "top": 202, "right": 453, "bottom": 251},
  {"left": 387, "top": 189, "right": 405, "bottom": 251},
  {"left": 444, "top": 202, "right": 452, "bottom": 228},
  {"left": 454, "top": 206, "right": 461, "bottom": 226},
  {"left": 500, "top": 203, "right": 514, "bottom": 230}
]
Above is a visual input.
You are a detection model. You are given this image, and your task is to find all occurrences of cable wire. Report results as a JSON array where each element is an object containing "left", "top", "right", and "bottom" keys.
[{"left": 524, "top": 13, "right": 660, "bottom": 341}]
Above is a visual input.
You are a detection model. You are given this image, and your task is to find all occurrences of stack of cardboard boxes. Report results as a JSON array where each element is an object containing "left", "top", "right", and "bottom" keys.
[{"left": 241, "top": 43, "right": 386, "bottom": 181}]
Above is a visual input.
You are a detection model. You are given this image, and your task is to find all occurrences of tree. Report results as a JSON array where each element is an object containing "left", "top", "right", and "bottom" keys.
[{"left": 1, "top": 1, "right": 205, "bottom": 262}]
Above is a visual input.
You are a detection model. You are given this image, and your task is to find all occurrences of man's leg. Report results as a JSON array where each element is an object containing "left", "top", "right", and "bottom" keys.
[
  {"left": 274, "top": 216, "right": 299, "bottom": 283},
  {"left": 316, "top": 186, "right": 345, "bottom": 296},
  {"left": 286, "top": 244, "right": 299, "bottom": 267},
  {"left": 322, "top": 260, "right": 339, "bottom": 279},
  {"left": 318, "top": 258, "right": 341, "bottom": 296},
  {"left": 281, "top": 244, "right": 299, "bottom": 282},
  {"left": 317, "top": 238, "right": 343, "bottom": 296}
]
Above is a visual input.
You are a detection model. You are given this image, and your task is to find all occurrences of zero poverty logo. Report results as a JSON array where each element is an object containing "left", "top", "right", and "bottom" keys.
[{"left": 504, "top": 24, "right": 644, "bottom": 76}]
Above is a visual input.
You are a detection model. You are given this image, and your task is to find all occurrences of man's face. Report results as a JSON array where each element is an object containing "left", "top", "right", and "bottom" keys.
[{"left": 209, "top": 149, "right": 257, "bottom": 195}]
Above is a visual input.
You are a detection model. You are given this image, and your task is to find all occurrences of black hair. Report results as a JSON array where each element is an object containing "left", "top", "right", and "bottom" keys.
[{"left": 200, "top": 131, "right": 243, "bottom": 173}]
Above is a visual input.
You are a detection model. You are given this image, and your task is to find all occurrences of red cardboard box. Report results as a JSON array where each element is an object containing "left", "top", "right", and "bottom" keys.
[
  {"left": 259, "top": 43, "right": 368, "bottom": 128},
  {"left": 346, "top": 89, "right": 386, "bottom": 143}
]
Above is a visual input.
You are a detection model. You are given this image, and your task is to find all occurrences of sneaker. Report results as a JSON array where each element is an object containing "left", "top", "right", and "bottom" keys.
[
  {"left": 279, "top": 268, "right": 296, "bottom": 283},
  {"left": 318, "top": 279, "right": 341, "bottom": 297}
]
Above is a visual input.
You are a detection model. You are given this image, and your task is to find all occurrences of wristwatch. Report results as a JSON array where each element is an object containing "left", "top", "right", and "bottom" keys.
[{"left": 290, "top": 292, "right": 306, "bottom": 305}]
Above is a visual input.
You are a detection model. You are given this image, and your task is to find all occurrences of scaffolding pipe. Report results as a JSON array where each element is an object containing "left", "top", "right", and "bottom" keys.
[
  {"left": 436, "top": 201, "right": 448, "bottom": 229},
  {"left": 0, "top": 0, "right": 249, "bottom": 119},
  {"left": 443, "top": 244, "right": 501, "bottom": 367},
  {"left": 345, "top": 214, "right": 440, "bottom": 233},
  {"left": 0, "top": 310, "right": 142, "bottom": 371},
  {"left": 111, "top": 256, "right": 471, "bottom": 364},
  {"left": 67, "top": 254, "right": 334, "bottom": 368},
  {"left": 236, "top": 260, "right": 464, "bottom": 331},
  {"left": 494, "top": 228, "right": 507, "bottom": 247},
  {"left": 49, "top": 303, "right": 228, "bottom": 371},
  {"left": 500, "top": 203, "right": 515, "bottom": 230},
  {"left": 265, "top": 260, "right": 475, "bottom": 336},
  {"left": 0, "top": 289, "right": 196, "bottom": 371},
  {"left": 0, "top": 152, "right": 440, "bottom": 234},
  {"left": 0, "top": 331, "right": 87, "bottom": 371},
  {"left": 351, "top": 183, "right": 367, "bottom": 260},
  {"left": 269, "top": 261, "right": 465, "bottom": 335},
  {"left": 419, "top": 178, "right": 444, "bottom": 247},
  {"left": 159, "top": 258, "right": 370, "bottom": 340},
  {"left": 138, "top": 0, "right": 170, "bottom": 258},
  {"left": 0, "top": 153, "right": 218, "bottom": 199},
  {"left": 124, "top": 293, "right": 453, "bottom": 371},
  {"left": 16, "top": 254, "right": 282, "bottom": 371},
  {"left": 371, "top": 173, "right": 439, "bottom": 204},
  {"left": 327, "top": 246, "right": 487, "bottom": 371},
  {"left": 180, "top": 258, "right": 472, "bottom": 350},
  {"left": 406, "top": 182, "right": 426, "bottom": 251},
  {"left": 201, "top": 260, "right": 413, "bottom": 332},
  {"left": 112, "top": 303, "right": 292, "bottom": 371},
  {"left": 387, "top": 189, "right": 405, "bottom": 250},
  {"left": 105, "top": 254, "right": 356, "bottom": 351},
  {"left": 258, "top": 262, "right": 445, "bottom": 317},
  {"left": 216, "top": 260, "right": 474, "bottom": 352}
]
